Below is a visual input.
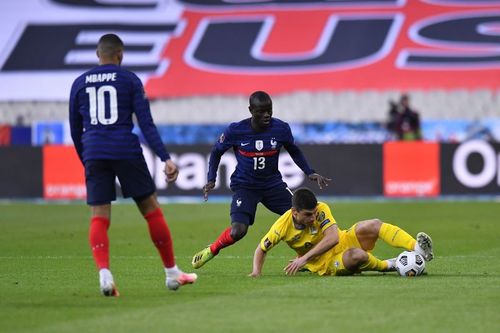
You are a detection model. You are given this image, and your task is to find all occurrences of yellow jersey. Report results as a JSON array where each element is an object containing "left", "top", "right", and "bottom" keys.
[{"left": 259, "top": 202, "right": 337, "bottom": 275}]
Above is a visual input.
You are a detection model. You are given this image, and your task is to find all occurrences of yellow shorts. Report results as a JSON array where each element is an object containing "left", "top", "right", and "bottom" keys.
[{"left": 326, "top": 223, "right": 363, "bottom": 276}]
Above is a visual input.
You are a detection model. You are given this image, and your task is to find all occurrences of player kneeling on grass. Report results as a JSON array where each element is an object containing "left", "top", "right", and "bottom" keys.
[
  {"left": 69, "top": 34, "right": 197, "bottom": 296},
  {"left": 249, "top": 187, "right": 433, "bottom": 277}
]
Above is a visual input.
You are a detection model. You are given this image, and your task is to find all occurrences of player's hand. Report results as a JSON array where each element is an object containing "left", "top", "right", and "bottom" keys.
[
  {"left": 308, "top": 173, "right": 332, "bottom": 190},
  {"left": 164, "top": 159, "right": 179, "bottom": 183},
  {"left": 284, "top": 257, "right": 308, "bottom": 276},
  {"left": 202, "top": 181, "right": 216, "bottom": 201}
]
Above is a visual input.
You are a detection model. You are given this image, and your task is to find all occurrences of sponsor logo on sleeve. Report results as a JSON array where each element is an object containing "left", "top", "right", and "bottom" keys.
[
  {"left": 320, "top": 219, "right": 331, "bottom": 228},
  {"left": 263, "top": 238, "right": 272, "bottom": 249}
]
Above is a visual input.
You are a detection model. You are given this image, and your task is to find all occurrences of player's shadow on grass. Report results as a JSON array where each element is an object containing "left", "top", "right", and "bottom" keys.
[
  {"left": 419, "top": 272, "right": 499, "bottom": 277},
  {"left": 355, "top": 272, "right": 499, "bottom": 278}
]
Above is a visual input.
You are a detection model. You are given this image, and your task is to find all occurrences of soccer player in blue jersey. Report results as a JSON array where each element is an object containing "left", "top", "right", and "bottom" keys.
[
  {"left": 192, "top": 91, "right": 331, "bottom": 269},
  {"left": 69, "top": 34, "right": 197, "bottom": 296}
]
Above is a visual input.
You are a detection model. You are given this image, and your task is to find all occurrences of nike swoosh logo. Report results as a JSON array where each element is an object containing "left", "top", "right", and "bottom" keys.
[{"left": 241, "top": 142, "right": 250, "bottom": 146}]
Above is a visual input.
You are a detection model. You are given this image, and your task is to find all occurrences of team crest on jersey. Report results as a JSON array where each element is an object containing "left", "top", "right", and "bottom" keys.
[
  {"left": 304, "top": 242, "right": 313, "bottom": 250},
  {"left": 317, "top": 211, "right": 325, "bottom": 222},
  {"left": 270, "top": 138, "right": 277, "bottom": 149},
  {"left": 255, "top": 140, "right": 263, "bottom": 151},
  {"left": 219, "top": 133, "right": 225, "bottom": 143}
]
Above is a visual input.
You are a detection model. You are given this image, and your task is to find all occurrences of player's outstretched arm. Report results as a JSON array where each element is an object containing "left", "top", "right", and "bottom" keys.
[
  {"left": 308, "top": 173, "right": 332, "bottom": 190},
  {"left": 164, "top": 159, "right": 179, "bottom": 183},
  {"left": 249, "top": 246, "right": 267, "bottom": 277},
  {"left": 202, "top": 181, "right": 216, "bottom": 201},
  {"left": 284, "top": 225, "right": 338, "bottom": 275},
  {"left": 284, "top": 256, "right": 308, "bottom": 276}
]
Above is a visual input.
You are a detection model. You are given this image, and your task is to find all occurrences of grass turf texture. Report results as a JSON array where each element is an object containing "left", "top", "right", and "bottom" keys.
[{"left": 0, "top": 201, "right": 499, "bottom": 333}]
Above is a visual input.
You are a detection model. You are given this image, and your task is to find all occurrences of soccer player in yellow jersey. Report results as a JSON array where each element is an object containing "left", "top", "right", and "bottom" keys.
[{"left": 250, "top": 188, "right": 433, "bottom": 277}]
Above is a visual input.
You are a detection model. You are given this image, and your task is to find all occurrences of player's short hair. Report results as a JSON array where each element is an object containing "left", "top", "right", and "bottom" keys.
[
  {"left": 97, "top": 34, "right": 124, "bottom": 57},
  {"left": 249, "top": 91, "right": 272, "bottom": 110},
  {"left": 292, "top": 187, "right": 318, "bottom": 211}
]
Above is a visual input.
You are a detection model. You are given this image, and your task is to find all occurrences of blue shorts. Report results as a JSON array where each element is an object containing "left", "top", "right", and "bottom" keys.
[
  {"left": 230, "top": 186, "right": 293, "bottom": 225},
  {"left": 84, "top": 158, "right": 156, "bottom": 205}
]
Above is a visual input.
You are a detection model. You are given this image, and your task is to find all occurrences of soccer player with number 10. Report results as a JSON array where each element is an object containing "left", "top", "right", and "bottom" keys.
[{"left": 69, "top": 34, "right": 197, "bottom": 296}]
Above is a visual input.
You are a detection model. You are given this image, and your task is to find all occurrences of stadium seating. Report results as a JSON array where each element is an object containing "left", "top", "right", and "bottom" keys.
[{"left": 1, "top": 90, "right": 498, "bottom": 125}]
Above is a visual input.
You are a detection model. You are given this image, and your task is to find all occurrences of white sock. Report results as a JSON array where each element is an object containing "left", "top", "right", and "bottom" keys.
[
  {"left": 99, "top": 268, "right": 113, "bottom": 285},
  {"left": 385, "top": 259, "right": 395, "bottom": 270},
  {"left": 414, "top": 243, "right": 424, "bottom": 256},
  {"left": 165, "top": 265, "right": 181, "bottom": 279}
]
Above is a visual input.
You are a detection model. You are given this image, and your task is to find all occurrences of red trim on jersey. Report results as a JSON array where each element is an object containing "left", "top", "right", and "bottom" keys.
[{"left": 238, "top": 149, "right": 279, "bottom": 157}]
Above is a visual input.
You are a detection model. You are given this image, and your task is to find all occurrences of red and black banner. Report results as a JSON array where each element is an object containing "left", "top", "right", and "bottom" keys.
[{"left": 1, "top": 1, "right": 499, "bottom": 100}]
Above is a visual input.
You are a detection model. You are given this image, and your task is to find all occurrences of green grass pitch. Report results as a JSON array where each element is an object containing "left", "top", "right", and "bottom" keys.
[{"left": 1, "top": 200, "right": 499, "bottom": 333}]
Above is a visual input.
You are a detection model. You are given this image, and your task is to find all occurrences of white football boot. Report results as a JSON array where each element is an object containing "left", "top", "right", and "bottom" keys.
[
  {"left": 99, "top": 269, "right": 119, "bottom": 297},
  {"left": 166, "top": 272, "right": 198, "bottom": 291},
  {"left": 415, "top": 232, "right": 434, "bottom": 262}
]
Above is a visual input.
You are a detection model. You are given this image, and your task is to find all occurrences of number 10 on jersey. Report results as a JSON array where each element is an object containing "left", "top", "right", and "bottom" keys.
[{"left": 86, "top": 85, "right": 118, "bottom": 125}]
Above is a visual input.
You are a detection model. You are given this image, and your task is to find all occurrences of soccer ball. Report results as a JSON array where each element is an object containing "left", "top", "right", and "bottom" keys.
[{"left": 396, "top": 251, "right": 425, "bottom": 277}]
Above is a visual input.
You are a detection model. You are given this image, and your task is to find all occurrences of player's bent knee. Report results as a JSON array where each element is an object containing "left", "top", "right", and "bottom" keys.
[
  {"left": 368, "top": 218, "right": 383, "bottom": 232},
  {"left": 357, "top": 218, "right": 382, "bottom": 235},
  {"left": 135, "top": 193, "right": 160, "bottom": 216},
  {"left": 344, "top": 248, "right": 368, "bottom": 270},
  {"left": 230, "top": 223, "right": 248, "bottom": 241},
  {"left": 364, "top": 218, "right": 382, "bottom": 228}
]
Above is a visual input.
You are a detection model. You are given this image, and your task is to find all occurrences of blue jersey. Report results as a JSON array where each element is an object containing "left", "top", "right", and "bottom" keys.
[
  {"left": 69, "top": 64, "right": 169, "bottom": 163},
  {"left": 207, "top": 118, "right": 314, "bottom": 190}
]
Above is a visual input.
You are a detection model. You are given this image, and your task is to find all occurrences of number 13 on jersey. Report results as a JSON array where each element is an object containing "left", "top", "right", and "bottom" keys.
[{"left": 253, "top": 157, "right": 265, "bottom": 170}]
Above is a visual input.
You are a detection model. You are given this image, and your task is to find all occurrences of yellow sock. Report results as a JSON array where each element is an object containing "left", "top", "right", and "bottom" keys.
[
  {"left": 359, "top": 253, "right": 388, "bottom": 272},
  {"left": 379, "top": 223, "right": 416, "bottom": 250}
]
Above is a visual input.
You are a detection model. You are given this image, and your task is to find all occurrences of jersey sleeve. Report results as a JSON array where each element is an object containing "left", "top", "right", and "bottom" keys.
[
  {"left": 259, "top": 221, "right": 285, "bottom": 253},
  {"left": 68, "top": 79, "right": 84, "bottom": 163},
  {"left": 207, "top": 126, "right": 234, "bottom": 182},
  {"left": 316, "top": 202, "right": 337, "bottom": 233},
  {"left": 131, "top": 74, "right": 170, "bottom": 161},
  {"left": 282, "top": 123, "right": 315, "bottom": 176}
]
